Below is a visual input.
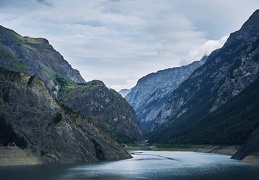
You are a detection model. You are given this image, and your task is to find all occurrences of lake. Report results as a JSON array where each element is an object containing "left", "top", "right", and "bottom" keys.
[{"left": 0, "top": 151, "right": 259, "bottom": 179}]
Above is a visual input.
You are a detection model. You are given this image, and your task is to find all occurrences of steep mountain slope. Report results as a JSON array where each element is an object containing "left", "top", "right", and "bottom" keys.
[
  {"left": 0, "top": 25, "right": 143, "bottom": 142},
  {"left": 162, "top": 76, "right": 259, "bottom": 145},
  {"left": 125, "top": 57, "right": 206, "bottom": 131},
  {"left": 232, "top": 124, "right": 259, "bottom": 161},
  {"left": 0, "top": 68, "right": 131, "bottom": 164},
  {"left": 148, "top": 9, "right": 259, "bottom": 145},
  {"left": 60, "top": 80, "right": 143, "bottom": 142},
  {"left": 0, "top": 25, "right": 85, "bottom": 98}
]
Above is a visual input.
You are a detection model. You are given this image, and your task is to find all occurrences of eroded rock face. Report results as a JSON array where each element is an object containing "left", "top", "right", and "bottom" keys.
[
  {"left": 124, "top": 57, "right": 206, "bottom": 131},
  {"left": 60, "top": 80, "right": 144, "bottom": 142},
  {"left": 0, "top": 68, "right": 131, "bottom": 164}
]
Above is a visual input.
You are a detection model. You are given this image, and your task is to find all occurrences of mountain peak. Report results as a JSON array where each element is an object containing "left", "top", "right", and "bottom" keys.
[{"left": 225, "top": 9, "right": 259, "bottom": 46}]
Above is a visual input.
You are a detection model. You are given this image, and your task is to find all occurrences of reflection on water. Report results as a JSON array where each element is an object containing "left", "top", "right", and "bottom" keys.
[{"left": 0, "top": 151, "right": 259, "bottom": 180}]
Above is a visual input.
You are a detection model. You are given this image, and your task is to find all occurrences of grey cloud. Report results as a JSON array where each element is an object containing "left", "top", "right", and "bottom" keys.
[
  {"left": 108, "top": 0, "right": 121, "bottom": 2},
  {"left": 0, "top": 0, "right": 258, "bottom": 90}
]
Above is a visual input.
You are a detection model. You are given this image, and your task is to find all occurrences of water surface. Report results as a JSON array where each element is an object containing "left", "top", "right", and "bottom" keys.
[{"left": 0, "top": 151, "right": 259, "bottom": 179}]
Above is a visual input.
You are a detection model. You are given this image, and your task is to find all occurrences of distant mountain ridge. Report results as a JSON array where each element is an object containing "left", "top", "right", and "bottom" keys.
[
  {"left": 119, "top": 89, "right": 131, "bottom": 98},
  {"left": 147, "top": 9, "right": 259, "bottom": 148},
  {"left": 125, "top": 56, "right": 207, "bottom": 131},
  {"left": 124, "top": 9, "right": 259, "bottom": 160}
]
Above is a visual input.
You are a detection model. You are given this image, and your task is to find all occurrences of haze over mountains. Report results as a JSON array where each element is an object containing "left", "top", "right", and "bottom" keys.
[{"left": 123, "top": 9, "right": 259, "bottom": 160}]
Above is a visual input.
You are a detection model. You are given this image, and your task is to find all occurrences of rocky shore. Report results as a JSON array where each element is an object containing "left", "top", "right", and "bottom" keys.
[
  {"left": 192, "top": 145, "right": 239, "bottom": 156},
  {"left": 0, "top": 146, "right": 41, "bottom": 166},
  {"left": 1, "top": 145, "right": 258, "bottom": 166}
]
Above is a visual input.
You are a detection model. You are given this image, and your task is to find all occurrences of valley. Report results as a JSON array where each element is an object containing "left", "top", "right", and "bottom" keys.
[
  {"left": 122, "top": 9, "right": 259, "bottom": 163},
  {"left": 0, "top": 5, "right": 259, "bottom": 171}
]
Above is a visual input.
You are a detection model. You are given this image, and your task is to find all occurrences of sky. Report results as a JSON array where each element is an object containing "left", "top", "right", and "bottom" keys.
[{"left": 0, "top": 0, "right": 258, "bottom": 91}]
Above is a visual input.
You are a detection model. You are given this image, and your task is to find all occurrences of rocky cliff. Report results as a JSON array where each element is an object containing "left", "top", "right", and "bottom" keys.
[
  {"left": 0, "top": 25, "right": 143, "bottom": 143},
  {"left": 147, "top": 9, "right": 259, "bottom": 149},
  {"left": 0, "top": 68, "right": 131, "bottom": 164},
  {"left": 232, "top": 125, "right": 259, "bottom": 161},
  {"left": 60, "top": 80, "right": 144, "bottom": 143},
  {"left": 124, "top": 57, "right": 206, "bottom": 131}
]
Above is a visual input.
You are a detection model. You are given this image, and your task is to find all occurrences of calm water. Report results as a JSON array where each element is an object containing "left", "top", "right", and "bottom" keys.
[{"left": 0, "top": 151, "right": 259, "bottom": 180}]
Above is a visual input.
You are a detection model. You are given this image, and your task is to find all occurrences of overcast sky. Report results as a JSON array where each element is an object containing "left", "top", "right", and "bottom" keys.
[{"left": 0, "top": 0, "right": 258, "bottom": 91}]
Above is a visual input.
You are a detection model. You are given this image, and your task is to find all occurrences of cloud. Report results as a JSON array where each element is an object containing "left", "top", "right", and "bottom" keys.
[
  {"left": 182, "top": 36, "right": 228, "bottom": 65},
  {"left": 0, "top": 0, "right": 258, "bottom": 91}
]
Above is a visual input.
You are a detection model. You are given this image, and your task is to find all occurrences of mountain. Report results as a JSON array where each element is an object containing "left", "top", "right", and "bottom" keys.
[
  {"left": 119, "top": 89, "right": 131, "bottom": 98},
  {"left": 0, "top": 25, "right": 143, "bottom": 143},
  {"left": 147, "top": 9, "right": 259, "bottom": 147},
  {"left": 125, "top": 56, "right": 206, "bottom": 131},
  {"left": 0, "top": 25, "right": 85, "bottom": 98},
  {"left": 0, "top": 68, "right": 131, "bottom": 164},
  {"left": 60, "top": 80, "right": 143, "bottom": 143}
]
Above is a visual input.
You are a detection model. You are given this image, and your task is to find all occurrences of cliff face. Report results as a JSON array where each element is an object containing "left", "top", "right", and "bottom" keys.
[
  {"left": 0, "top": 25, "right": 143, "bottom": 143},
  {"left": 147, "top": 10, "right": 259, "bottom": 147},
  {"left": 60, "top": 80, "right": 144, "bottom": 142},
  {"left": 0, "top": 68, "right": 131, "bottom": 164},
  {"left": 232, "top": 125, "right": 259, "bottom": 160},
  {"left": 125, "top": 57, "right": 206, "bottom": 131}
]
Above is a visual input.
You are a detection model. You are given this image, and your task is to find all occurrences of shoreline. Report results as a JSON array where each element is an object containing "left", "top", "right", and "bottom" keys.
[
  {"left": 1, "top": 145, "right": 259, "bottom": 166},
  {"left": 0, "top": 146, "right": 41, "bottom": 167},
  {"left": 126, "top": 144, "right": 239, "bottom": 155},
  {"left": 126, "top": 144, "right": 259, "bottom": 165}
]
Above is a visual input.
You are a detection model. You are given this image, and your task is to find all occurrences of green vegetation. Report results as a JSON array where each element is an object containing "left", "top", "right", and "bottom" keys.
[
  {"left": 55, "top": 74, "right": 76, "bottom": 93},
  {"left": 151, "top": 144, "right": 205, "bottom": 151},
  {"left": 23, "top": 36, "right": 43, "bottom": 44},
  {"left": 147, "top": 38, "right": 259, "bottom": 145},
  {"left": 0, "top": 116, "right": 27, "bottom": 148},
  {"left": 113, "top": 133, "right": 136, "bottom": 144},
  {"left": 124, "top": 143, "right": 152, "bottom": 150},
  {"left": 0, "top": 48, "right": 17, "bottom": 61},
  {"left": 59, "top": 103, "right": 77, "bottom": 114},
  {"left": 149, "top": 76, "right": 259, "bottom": 145},
  {"left": 11, "top": 62, "right": 31, "bottom": 70}
]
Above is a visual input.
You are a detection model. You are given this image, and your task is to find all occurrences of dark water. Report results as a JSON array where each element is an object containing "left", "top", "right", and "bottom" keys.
[{"left": 1, "top": 151, "right": 259, "bottom": 180}]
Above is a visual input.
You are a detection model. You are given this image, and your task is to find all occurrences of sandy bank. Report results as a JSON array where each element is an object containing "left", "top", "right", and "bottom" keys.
[
  {"left": 242, "top": 154, "right": 259, "bottom": 165},
  {"left": 192, "top": 145, "right": 240, "bottom": 156},
  {"left": 0, "top": 146, "right": 41, "bottom": 166}
]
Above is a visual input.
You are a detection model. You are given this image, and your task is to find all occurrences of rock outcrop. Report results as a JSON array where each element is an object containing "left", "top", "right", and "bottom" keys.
[
  {"left": 60, "top": 80, "right": 144, "bottom": 142},
  {"left": 232, "top": 125, "right": 259, "bottom": 161},
  {"left": 0, "top": 68, "right": 131, "bottom": 164}
]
